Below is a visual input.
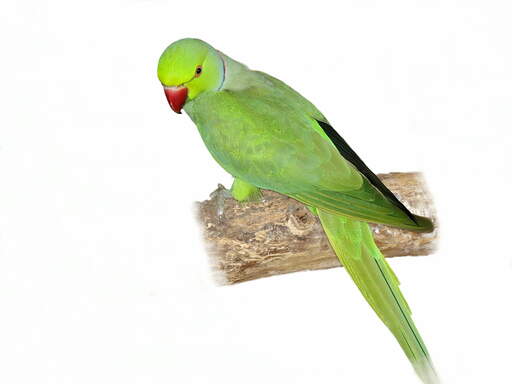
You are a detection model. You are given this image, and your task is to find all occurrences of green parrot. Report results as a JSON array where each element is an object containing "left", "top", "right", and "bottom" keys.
[{"left": 157, "top": 38, "right": 439, "bottom": 384}]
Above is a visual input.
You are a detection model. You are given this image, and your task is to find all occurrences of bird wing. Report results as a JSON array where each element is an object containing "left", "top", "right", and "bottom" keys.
[{"left": 185, "top": 72, "right": 431, "bottom": 230}]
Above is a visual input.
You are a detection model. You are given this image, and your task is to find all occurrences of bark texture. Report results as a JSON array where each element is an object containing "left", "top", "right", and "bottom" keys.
[{"left": 196, "top": 172, "right": 438, "bottom": 285}]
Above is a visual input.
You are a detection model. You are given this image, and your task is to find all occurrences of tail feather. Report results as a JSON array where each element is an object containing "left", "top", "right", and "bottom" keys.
[{"left": 317, "top": 209, "right": 439, "bottom": 384}]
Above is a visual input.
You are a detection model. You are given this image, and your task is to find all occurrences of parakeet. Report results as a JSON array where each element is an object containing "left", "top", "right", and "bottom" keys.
[{"left": 157, "top": 38, "right": 439, "bottom": 384}]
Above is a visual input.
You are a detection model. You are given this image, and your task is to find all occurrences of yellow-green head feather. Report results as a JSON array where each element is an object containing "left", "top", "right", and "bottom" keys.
[{"left": 157, "top": 38, "right": 224, "bottom": 100}]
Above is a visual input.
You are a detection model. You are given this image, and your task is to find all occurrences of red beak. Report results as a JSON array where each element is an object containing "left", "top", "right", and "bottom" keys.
[{"left": 163, "top": 86, "right": 188, "bottom": 114}]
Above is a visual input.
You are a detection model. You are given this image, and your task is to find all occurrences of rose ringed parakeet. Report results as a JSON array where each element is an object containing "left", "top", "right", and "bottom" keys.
[{"left": 157, "top": 38, "right": 439, "bottom": 383}]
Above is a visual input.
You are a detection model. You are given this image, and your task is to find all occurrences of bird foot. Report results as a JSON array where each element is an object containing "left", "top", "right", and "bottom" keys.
[{"left": 209, "top": 184, "right": 232, "bottom": 217}]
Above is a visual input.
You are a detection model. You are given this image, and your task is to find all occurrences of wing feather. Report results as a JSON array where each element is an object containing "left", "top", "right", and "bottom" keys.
[{"left": 185, "top": 73, "right": 432, "bottom": 231}]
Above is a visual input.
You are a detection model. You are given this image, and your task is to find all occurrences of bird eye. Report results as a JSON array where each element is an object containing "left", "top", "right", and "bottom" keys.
[{"left": 195, "top": 66, "right": 202, "bottom": 77}]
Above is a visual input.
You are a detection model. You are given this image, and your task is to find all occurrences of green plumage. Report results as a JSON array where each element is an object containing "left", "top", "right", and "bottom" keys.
[
  {"left": 318, "top": 211, "right": 437, "bottom": 383},
  {"left": 159, "top": 39, "right": 438, "bottom": 383}
]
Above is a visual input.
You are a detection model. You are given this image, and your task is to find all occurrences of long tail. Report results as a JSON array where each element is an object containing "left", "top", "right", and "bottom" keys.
[{"left": 317, "top": 209, "right": 439, "bottom": 384}]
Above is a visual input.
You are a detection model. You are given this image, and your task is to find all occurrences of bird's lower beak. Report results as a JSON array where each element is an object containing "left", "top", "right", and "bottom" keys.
[{"left": 163, "top": 86, "right": 188, "bottom": 114}]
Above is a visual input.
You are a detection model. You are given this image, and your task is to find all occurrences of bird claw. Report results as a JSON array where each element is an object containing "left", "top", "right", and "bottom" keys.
[{"left": 209, "top": 184, "right": 232, "bottom": 217}]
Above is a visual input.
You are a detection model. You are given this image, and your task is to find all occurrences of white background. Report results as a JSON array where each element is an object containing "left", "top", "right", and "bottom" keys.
[{"left": 1, "top": 1, "right": 511, "bottom": 383}]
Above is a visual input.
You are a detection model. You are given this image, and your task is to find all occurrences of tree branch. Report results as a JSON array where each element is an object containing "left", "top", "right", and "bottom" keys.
[{"left": 196, "top": 172, "right": 438, "bottom": 285}]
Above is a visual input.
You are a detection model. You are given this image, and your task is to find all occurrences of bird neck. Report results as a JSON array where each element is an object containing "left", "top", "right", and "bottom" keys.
[{"left": 216, "top": 51, "right": 257, "bottom": 91}]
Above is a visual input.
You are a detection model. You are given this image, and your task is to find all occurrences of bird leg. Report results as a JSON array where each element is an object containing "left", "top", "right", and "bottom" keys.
[
  {"left": 230, "top": 178, "right": 263, "bottom": 202},
  {"left": 209, "top": 179, "right": 262, "bottom": 217}
]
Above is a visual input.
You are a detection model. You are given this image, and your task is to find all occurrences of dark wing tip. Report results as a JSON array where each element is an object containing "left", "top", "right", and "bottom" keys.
[
  {"left": 315, "top": 119, "right": 419, "bottom": 223},
  {"left": 410, "top": 214, "right": 435, "bottom": 233}
]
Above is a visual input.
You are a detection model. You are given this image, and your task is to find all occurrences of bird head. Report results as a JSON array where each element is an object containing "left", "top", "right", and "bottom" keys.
[{"left": 157, "top": 38, "right": 224, "bottom": 113}]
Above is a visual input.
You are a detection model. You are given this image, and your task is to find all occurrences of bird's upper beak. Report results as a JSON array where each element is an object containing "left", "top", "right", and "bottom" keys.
[{"left": 163, "top": 86, "right": 188, "bottom": 114}]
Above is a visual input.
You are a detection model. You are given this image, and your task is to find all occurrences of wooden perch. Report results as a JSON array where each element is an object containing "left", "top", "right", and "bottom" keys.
[{"left": 196, "top": 172, "right": 438, "bottom": 285}]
